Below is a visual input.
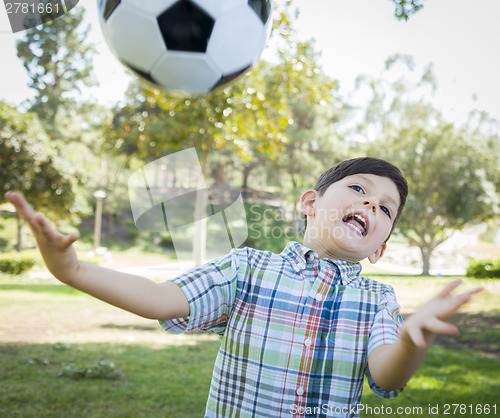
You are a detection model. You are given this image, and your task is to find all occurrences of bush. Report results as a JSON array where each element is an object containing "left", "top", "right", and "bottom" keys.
[
  {"left": 158, "top": 233, "right": 175, "bottom": 249},
  {"left": 0, "top": 250, "right": 40, "bottom": 274},
  {"left": 466, "top": 258, "right": 500, "bottom": 279},
  {"left": 125, "top": 218, "right": 140, "bottom": 240}
]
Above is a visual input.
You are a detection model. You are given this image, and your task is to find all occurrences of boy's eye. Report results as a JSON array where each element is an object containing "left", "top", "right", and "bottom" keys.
[
  {"left": 381, "top": 206, "right": 392, "bottom": 218},
  {"left": 349, "top": 185, "right": 364, "bottom": 193}
]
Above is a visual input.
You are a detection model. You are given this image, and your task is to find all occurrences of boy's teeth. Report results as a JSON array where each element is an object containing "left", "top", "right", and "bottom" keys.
[
  {"left": 343, "top": 214, "right": 366, "bottom": 236},
  {"left": 347, "top": 223, "right": 363, "bottom": 235},
  {"left": 353, "top": 215, "right": 366, "bottom": 226}
]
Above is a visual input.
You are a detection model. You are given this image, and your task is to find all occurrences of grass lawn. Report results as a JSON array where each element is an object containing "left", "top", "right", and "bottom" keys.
[
  {"left": 1, "top": 342, "right": 220, "bottom": 417},
  {"left": 0, "top": 275, "right": 499, "bottom": 417}
]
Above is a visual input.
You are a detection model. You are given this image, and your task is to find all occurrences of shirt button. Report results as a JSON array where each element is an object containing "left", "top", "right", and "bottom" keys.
[
  {"left": 296, "top": 387, "right": 304, "bottom": 396},
  {"left": 304, "top": 338, "right": 312, "bottom": 347},
  {"left": 315, "top": 293, "right": 323, "bottom": 302}
]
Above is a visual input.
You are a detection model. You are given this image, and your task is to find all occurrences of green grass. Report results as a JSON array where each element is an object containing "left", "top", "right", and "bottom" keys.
[
  {"left": 2, "top": 342, "right": 498, "bottom": 418},
  {"left": 0, "top": 283, "right": 82, "bottom": 294},
  {"left": 1, "top": 278, "right": 499, "bottom": 417},
  {"left": 360, "top": 345, "right": 500, "bottom": 417},
  {"left": 0, "top": 342, "right": 220, "bottom": 417}
]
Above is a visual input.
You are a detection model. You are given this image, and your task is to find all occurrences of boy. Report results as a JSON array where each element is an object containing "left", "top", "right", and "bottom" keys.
[{"left": 5, "top": 157, "right": 479, "bottom": 417}]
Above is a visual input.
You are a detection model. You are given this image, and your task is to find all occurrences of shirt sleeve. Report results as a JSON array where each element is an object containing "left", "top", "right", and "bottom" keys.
[
  {"left": 158, "top": 248, "right": 241, "bottom": 336},
  {"left": 365, "top": 285, "right": 405, "bottom": 398}
]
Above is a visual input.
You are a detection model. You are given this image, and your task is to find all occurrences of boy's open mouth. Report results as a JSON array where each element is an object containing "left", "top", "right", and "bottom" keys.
[{"left": 342, "top": 214, "right": 368, "bottom": 237}]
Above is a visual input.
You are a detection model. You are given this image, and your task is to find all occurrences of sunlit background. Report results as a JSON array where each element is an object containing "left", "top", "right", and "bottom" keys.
[{"left": 1, "top": 0, "right": 499, "bottom": 124}]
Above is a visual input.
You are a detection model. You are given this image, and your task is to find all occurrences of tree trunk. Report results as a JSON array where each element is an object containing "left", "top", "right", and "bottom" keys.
[
  {"left": 242, "top": 163, "right": 256, "bottom": 192},
  {"left": 193, "top": 189, "right": 208, "bottom": 266},
  {"left": 193, "top": 148, "right": 210, "bottom": 266},
  {"left": 420, "top": 245, "right": 432, "bottom": 276},
  {"left": 15, "top": 212, "right": 24, "bottom": 252},
  {"left": 212, "top": 163, "right": 226, "bottom": 186}
]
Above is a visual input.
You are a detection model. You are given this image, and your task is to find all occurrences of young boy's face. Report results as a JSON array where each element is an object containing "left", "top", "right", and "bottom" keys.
[{"left": 300, "top": 173, "right": 400, "bottom": 263}]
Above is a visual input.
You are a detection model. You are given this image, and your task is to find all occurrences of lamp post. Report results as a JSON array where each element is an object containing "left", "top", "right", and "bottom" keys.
[{"left": 93, "top": 190, "right": 107, "bottom": 252}]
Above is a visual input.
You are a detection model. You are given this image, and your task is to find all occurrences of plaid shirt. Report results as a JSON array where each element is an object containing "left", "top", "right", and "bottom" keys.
[{"left": 160, "top": 242, "right": 404, "bottom": 417}]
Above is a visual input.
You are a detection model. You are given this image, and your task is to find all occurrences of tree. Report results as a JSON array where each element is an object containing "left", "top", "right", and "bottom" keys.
[
  {"left": 102, "top": 2, "right": 347, "bottom": 261},
  {"left": 104, "top": 66, "right": 293, "bottom": 264},
  {"left": 370, "top": 120, "right": 498, "bottom": 274},
  {"left": 16, "top": 6, "right": 96, "bottom": 140},
  {"left": 15, "top": 7, "right": 115, "bottom": 241},
  {"left": 0, "top": 102, "right": 89, "bottom": 251},
  {"left": 390, "top": 0, "right": 425, "bottom": 20},
  {"left": 268, "top": 6, "right": 348, "bottom": 225},
  {"left": 354, "top": 56, "right": 499, "bottom": 274}
]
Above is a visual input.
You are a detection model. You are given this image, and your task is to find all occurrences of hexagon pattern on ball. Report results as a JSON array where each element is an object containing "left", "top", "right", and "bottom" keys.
[
  {"left": 207, "top": 7, "right": 266, "bottom": 75},
  {"left": 98, "top": 0, "right": 121, "bottom": 20},
  {"left": 105, "top": 5, "right": 167, "bottom": 74},
  {"left": 158, "top": 0, "right": 215, "bottom": 53},
  {"left": 97, "top": 0, "right": 273, "bottom": 95},
  {"left": 152, "top": 51, "right": 222, "bottom": 93},
  {"left": 248, "top": 0, "right": 271, "bottom": 24}
]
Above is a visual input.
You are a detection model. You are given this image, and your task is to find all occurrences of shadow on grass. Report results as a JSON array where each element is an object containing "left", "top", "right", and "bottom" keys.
[
  {"left": 433, "top": 310, "right": 500, "bottom": 359},
  {"left": 1, "top": 282, "right": 498, "bottom": 417},
  {"left": 2, "top": 337, "right": 499, "bottom": 418},
  {"left": 361, "top": 344, "right": 500, "bottom": 417},
  {"left": 360, "top": 310, "right": 500, "bottom": 417},
  {"left": 100, "top": 323, "right": 158, "bottom": 331},
  {"left": 0, "top": 340, "right": 220, "bottom": 418}
]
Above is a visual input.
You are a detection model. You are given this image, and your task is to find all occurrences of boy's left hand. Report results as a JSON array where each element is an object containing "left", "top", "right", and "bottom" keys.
[{"left": 402, "top": 279, "right": 482, "bottom": 349}]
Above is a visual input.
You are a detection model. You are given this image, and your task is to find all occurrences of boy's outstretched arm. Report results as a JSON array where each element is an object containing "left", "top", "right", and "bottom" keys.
[
  {"left": 5, "top": 191, "right": 189, "bottom": 320},
  {"left": 368, "top": 280, "right": 482, "bottom": 391}
]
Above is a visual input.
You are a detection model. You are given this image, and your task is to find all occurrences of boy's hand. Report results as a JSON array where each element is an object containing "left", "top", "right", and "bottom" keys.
[
  {"left": 369, "top": 280, "right": 482, "bottom": 391},
  {"left": 5, "top": 191, "right": 81, "bottom": 283},
  {"left": 5, "top": 191, "right": 189, "bottom": 320},
  {"left": 402, "top": 279, "right": 482, "bottom": 349}
]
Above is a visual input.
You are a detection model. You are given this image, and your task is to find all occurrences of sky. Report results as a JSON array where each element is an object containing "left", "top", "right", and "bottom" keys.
[{"left": 0, "top": 0, "right": 499, "bottom": 125}]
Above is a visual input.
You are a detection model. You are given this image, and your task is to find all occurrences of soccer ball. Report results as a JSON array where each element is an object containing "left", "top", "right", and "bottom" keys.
[{"left": 97, "top": 0, "right": 273, "bottom": 95}]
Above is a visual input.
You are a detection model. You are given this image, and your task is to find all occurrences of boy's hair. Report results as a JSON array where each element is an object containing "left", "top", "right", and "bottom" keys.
[{"left": 306, "top": 157, "right": 408, "bottom": 241}]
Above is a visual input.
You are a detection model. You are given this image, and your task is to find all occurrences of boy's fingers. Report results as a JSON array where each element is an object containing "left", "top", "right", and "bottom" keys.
[
  {"left": 434, "top": 293, "right": 472, "bottom": 321},
  {"left": 442, "top": 287, "right": 484, "bottom": 317},
  {"left": 468, "top": 287, "right": 484, "bottom": 296},
  {"left": 436, "top": 279, "right": 462, "bottom": 298},
  {"left": 407, "top": 327, "right": 427, "bottom": 349},
  {"left": 35, "top": 214, "right": 63, "bottom": 244},
  {"left": 34, "top": 213, "right": 79, "bottom": 249},
  {"left": 7, "top": 192, "right": 79, "bottom": 249},
  {"left": 60, "top": 232, "right": 80, "bottom": 250},
  {"left": 424, "top": 317, "right": 459, "bottom": 336},
  {"left": 6, "top": 191, "right": 31, "bottom": 215},
  {"left": 34, "top": 213, "right": 53, "bottom": 234},
  {"left": 6, "top": 191, "right": 41, "bottom": 231}
]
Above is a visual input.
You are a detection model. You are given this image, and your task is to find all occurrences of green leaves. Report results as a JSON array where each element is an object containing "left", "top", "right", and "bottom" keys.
[
  {"left": 359, "top": 58, "right": 499, "bottom": 274},
  {"left": 15, "top": 7, "right": 96, "bottom": 138},
  {"left": 103, "top": 1, "right": 342, "bottom": 203},
  {"left": 0, "top": 101, "right": 88, "bottom": 250},
  {"left": 391, "top": 0, "right": 425, "bottom": 21}
]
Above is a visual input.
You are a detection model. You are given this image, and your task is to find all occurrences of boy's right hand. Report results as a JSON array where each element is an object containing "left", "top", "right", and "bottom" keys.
[
  {"left": 5, "top": 191, "right": 190, "bottom": 320},
  {"left": 5, "top": 191, "right": 81, "bottom": 284}
]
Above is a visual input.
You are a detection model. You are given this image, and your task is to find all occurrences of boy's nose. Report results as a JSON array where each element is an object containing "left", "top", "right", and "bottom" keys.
[{"left": 363, "top": 199, "right": 377, "bottom": 213}]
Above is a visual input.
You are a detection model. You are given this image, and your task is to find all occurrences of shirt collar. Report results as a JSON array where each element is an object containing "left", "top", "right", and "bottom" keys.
[{"left": 281, "top": 241, "right": 362, "bottom": 285}]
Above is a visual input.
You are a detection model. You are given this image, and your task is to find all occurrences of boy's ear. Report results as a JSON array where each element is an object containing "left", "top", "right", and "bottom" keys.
[
  {"left": 367, "top": 243, "right": 387, "bottom": 264},
  {"left": 300, "top": 189, "right": 317, "bottom": 217}
]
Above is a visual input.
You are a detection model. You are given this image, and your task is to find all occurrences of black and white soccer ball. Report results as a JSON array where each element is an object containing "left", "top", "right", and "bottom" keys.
[{"left": 97, "top": 0, "right": 273, "bottom": 95}]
